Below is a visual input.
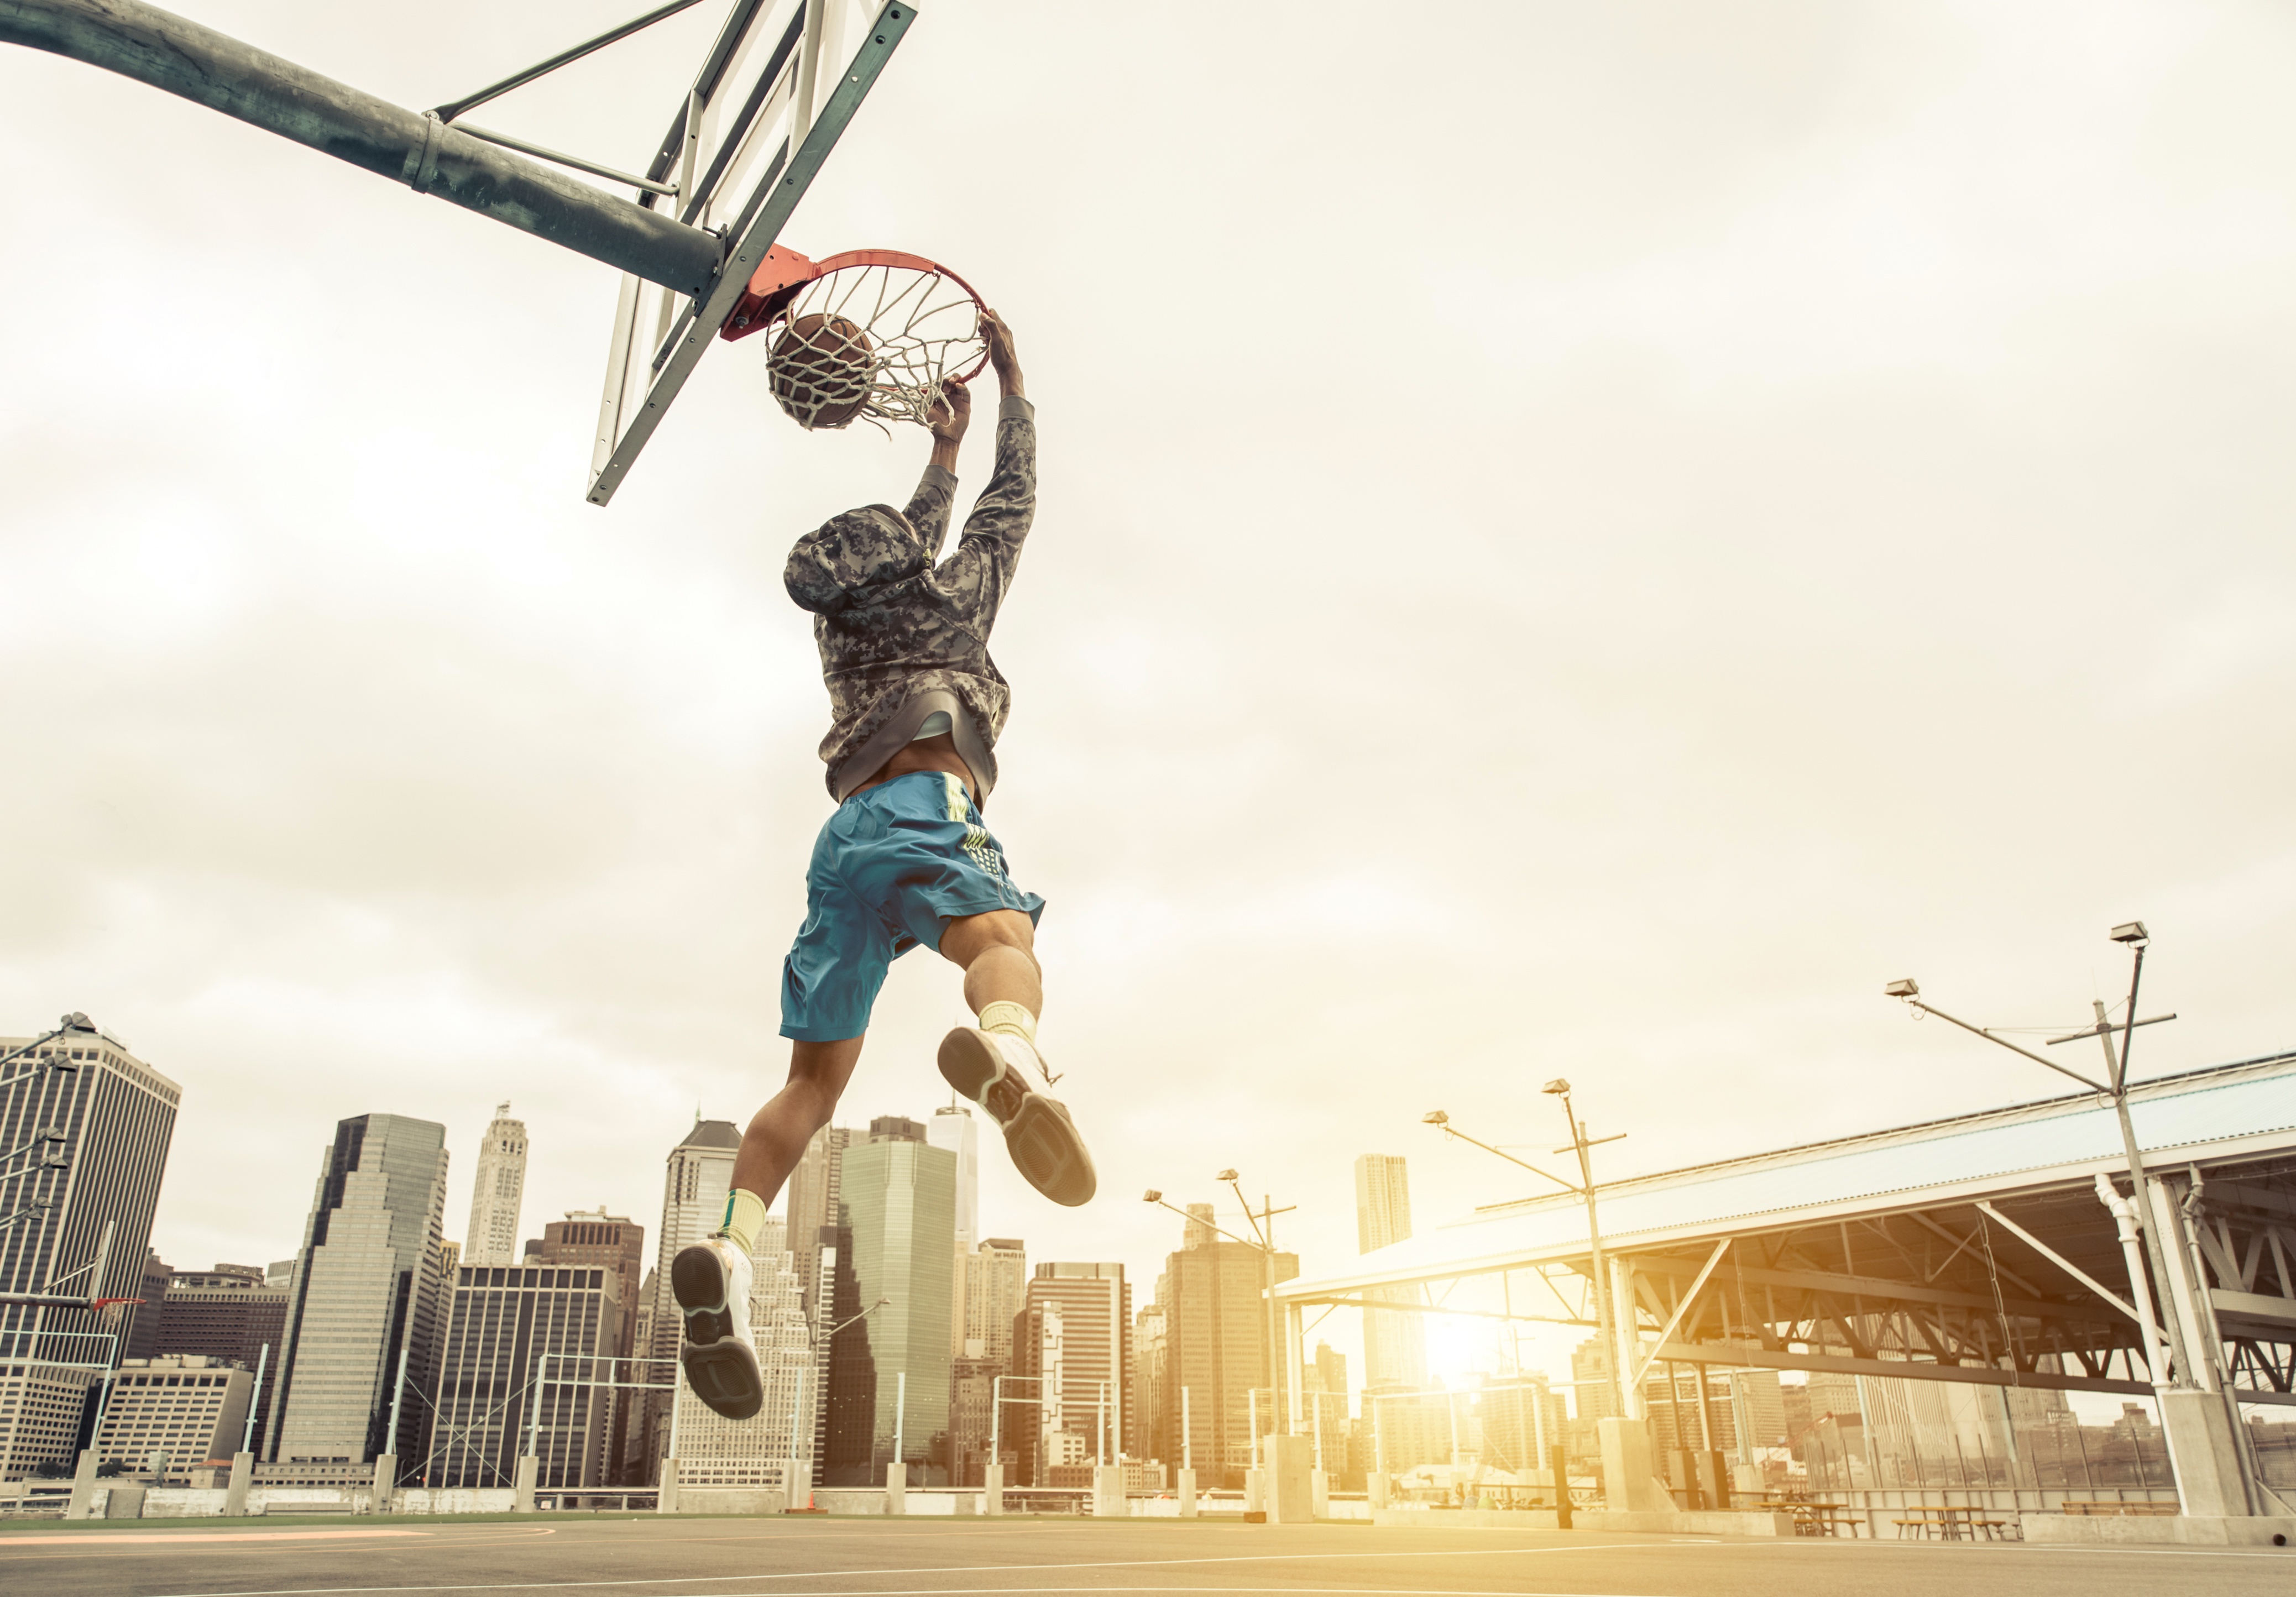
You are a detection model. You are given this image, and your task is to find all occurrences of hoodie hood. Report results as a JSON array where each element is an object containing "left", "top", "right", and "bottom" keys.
[{"left": 783, "top": 505, "right": 929, "bottom": 615}]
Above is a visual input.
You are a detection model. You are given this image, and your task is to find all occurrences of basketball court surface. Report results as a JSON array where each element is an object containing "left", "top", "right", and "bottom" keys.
[{"left": 2, "top": 1517, "right": 2288, "bottom": 1597}]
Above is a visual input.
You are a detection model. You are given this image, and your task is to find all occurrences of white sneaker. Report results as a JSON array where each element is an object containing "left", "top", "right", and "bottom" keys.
[
  {"left": 938, "top": 1027, "right": 1097, "bottom": 1207},
  {"left": 672, "top": 1234, "right": 762, "bottom": 1420}
]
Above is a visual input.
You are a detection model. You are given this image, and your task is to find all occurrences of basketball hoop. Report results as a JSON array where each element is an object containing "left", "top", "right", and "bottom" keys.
[{"left": 723, "top": 247, "right": 989, "bottom": 432}]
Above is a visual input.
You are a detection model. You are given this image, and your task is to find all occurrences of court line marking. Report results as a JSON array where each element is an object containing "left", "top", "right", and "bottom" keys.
[
  {"left": 137, "top": 1542, "right": 1719, "bottom": 1597},
  {"left": 0, "top": 1529, "right": 431, "bottom": 1546}
]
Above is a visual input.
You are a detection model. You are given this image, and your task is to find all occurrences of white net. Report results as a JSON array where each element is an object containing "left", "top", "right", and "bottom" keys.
[{"left": 764, "top": 261, "right": 987, "bottom": 432}]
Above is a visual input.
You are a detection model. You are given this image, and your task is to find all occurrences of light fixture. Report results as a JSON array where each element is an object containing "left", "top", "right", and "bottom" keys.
[
  {"left": 1141, "top": 1189, "right": 1162, "bottom": 1204},
  {"left": 1215, "top": 1169, "right": 1239, "bottom": 1184},
  {"left": 1541, "top": 1078, "right": 1571, "bottom": 1096},
  {"left": 1421, "top": 1111, "right": 1448, "bottom": 1127},
  {"left": 1885, "top": 978, "right": 1919, "bottom": 998},
  {"left": 2110, "top": 921, "right": 2149, "bottom": 946}
]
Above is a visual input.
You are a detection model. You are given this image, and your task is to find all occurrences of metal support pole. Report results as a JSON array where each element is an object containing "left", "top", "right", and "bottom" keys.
[
  {"left": 1181, "top": 1385, "right": 1191, "bottom": 1472},
  {"left": 242, "top": 1343, "right": 269, "bottom": 1454},
  {"left": 893, "top": 1369, "right": 905, "bottom": 1474},
  {"left": 2091, "top": 973, "right": 2199, "bottom": 1389},
  {"left": 386, "top": 1346, "right": 410, "bottom": 1464},
  {"left": 1097, "top": 1380, "right": 1107, "bottom": 1466},
  {"left": 788, "top": 1360, "right": 807, "bottom": 1506},
  {"left": 990, "top": 1374, "right": 1001, "bottom": 1467},
  {"left": 0, "top": 0, "right": 722, "bottom": 296}
]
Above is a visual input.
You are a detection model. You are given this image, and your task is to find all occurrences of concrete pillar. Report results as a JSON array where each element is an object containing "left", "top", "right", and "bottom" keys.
[
  {"left": 1597, "top": 1417, "right": 1673, "bottom": 1513},
  {"left": 64, "top": 1449, "right": 100, "bottom": 1520},
  {"left": 372, "top": 1454, "right": 397, "bottom": 1514},
  {"left": 1264, "top": 1435, "right": 1312, "bottom": 1525},
  {"left": 1092, "top": 1462, "right": 1127, "bottom": 1517},
  {"left": 1309, "top": 1468, "right": 1329, "bottom": 1519},
  {"left": 885, "top": 1459, "right": 907, "bottom": 1515},
  {"left": 1243, "top": 1468, "right": 1264, "bottom": 1514},
  {"left": 1367, "top": 1469, "right": 1389, "bottom": 1510},
  {"left": 223, "top": 1451, "right": 254, "bottom": 1519},
  {"left": 983, "top": 1462, "right": 1004, "bottom": 1517},
  {"left": 657, "top": 1457, "right": 680, "bottom": 1514},
  {"left": 1694, "top": 1451, "right": 1729, "bottom": 1511},
  {"left": 513, "top": 1454, "right": 538, "bottom": 1514},
  {"left": 2160, "top": 1389, "right": 2250, "bottom": 1517},
  {"left": 1175, "top": 1467, "right": 1197, "bottom": 1518}
]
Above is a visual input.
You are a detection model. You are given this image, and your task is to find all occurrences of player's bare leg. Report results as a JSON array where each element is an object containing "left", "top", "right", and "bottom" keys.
[
  {"left": 936, "top": 908, "right": 1096, "bottom": 1206},
  {"left": 676, "top": 1038, "right": 862, "bottom": 1419}
]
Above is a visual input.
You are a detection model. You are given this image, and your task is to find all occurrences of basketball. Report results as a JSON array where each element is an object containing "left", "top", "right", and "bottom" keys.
[{"left": 768, "top": 313, "right": 875, "bottom": 429}]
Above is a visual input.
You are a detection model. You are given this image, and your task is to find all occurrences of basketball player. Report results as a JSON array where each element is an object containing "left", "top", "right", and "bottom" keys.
[{"left": 673, "top": 311, "right": 1095, "bottom": 1420}]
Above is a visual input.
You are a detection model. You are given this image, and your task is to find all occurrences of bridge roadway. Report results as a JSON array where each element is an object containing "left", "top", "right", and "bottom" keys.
[{"left": 0, "top": 1514, "right": 2287, "bottom": 1597}]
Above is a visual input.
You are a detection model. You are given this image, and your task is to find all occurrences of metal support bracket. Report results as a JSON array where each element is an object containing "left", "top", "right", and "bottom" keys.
[{"left": 402, "top": 111, "right": 447, "bottom": 193}]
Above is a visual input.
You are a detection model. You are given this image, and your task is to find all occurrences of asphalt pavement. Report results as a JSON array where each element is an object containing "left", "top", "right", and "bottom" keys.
[{"left": 1, "top": 1513, "right": 2288, "bottom": 1597}]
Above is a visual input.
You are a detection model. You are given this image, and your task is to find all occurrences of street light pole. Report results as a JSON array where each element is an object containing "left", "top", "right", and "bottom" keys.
[
  {"left": 1424, "top": 1092, "right": 1626, "bottom": 1421},
  {"left": 1886, "top": 923, "right": 2196, "bottom": 1388}
]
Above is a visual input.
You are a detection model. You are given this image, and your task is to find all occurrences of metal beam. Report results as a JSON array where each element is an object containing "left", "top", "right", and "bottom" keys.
[
  {"left": 1649, "top": 1341, "right": 2153, "bottom": 1397},
  {"left": 1974, "top": 1200, "right": 2166, "bottom": 1341},
  {"left": 0, "top": 0, "right": 721, "bottom": 296},
  {"left": 1630, "top": 1254, "right": 2121, "bottom": 1328}
]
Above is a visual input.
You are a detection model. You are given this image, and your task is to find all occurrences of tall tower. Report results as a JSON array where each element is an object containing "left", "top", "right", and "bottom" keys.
[
  {"left": 641, "top": 1117, "right": 741, "bottom": 1484},
  {"left": 0, "top": 1022, "right": 180, "bottom": 1478},
  {"left": 1012, "top": 1263, "right": 1129, "bottom": 1483},
  {"left": 1353, "top": 1154, "right": 1427, "bottom": 1392},
  {"left": 463, "top": 1103, "right": 528, "bottom": 1267},
  {"left": 268, "top": 1114, "right": 451, "bottom": 1469},
  {"left": 926, "top": 1106, "right": 979, "bottom": 1244},
  {"left": 1146, "top": 1205, "right": 1299, "bottom": 1489},
  {"left": 823, "top": 1117, "right": 956, "bottom": 1485}
]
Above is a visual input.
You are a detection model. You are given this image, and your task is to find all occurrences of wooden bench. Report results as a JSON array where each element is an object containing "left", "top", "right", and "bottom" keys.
[{"left": 2060, "top": 1500, "right": 2178, "bottom": 1517}]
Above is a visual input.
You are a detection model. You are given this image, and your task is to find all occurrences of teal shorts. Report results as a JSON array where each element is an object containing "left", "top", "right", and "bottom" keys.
[{"left": 779, "top": 771, "right": 1045, "bottom": 1041}]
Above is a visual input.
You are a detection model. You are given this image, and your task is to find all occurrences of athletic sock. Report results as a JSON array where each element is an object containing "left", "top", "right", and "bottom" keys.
[
  {"left": 718, "top": 1187, "right": 768, "bottom": 1256},
  {"left": 977, "top": 1001, "right": 1037, "bottom": 1043}
]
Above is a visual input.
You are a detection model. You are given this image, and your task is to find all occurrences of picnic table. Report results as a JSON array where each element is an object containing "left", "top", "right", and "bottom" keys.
[
  {"left": 1891, "top": 1505, "right": 2013, "bottom": 1541},
  {"left": 1784, "top": 1500, "right": 1863, "bottom": 1538},
  {"left": 2059, "top": 1499, "right": 2177, "bottom": 1517}
]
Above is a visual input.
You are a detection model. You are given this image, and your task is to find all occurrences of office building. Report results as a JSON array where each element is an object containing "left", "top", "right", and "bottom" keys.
[
  {"left": 1353, "top": 1154, "right": 1427, "bottom": 1393},
  {"left": 266, "top": 1114, "right": 450, "bottom": 1469},
  {"left": 1011, "top": 1262, "right": 1130, "bottom": 1482},
  {"left": 1303, "top": 1341, "right": 1350, "bottom": 1478},
  {"left": 823, "top": 1117, "right": 956, "bottom": 1485},
  {"left": 1142, "top": 1206, "right": 1298, "bottom": 1488},
  {"left": 946, "top": 1237, "right": 1024, "bottom": 1484},
  {"left": 668, "top": 1217, "right": 814, "bottom": 1491},
  {"left": 150, "top": 1262, "right": 289, "bottom": 1454},
  {"left": 639, "top": 1118, "right": 741, "bottom": 1484},
  {"left": 1132, "top": 1304, "right": 1167, "bottom": 1467},
  {"left": 526, "top": 1210, "right": 647, "bottom": 1481},
  {"left": 0, "top": 1024, "right": 180, "bottom": 1478},
  {"left": 786, "top": 1122, "right": 853, "bottom": 1485},
  {"left": 427, "top": 1261, "right": 620, "bottom": 1488},
  {"left": 463, "top": 1103, "right": 529, "bottom": 1267},
  {"left": 122, "top": 1249, "right": 174, "bottom": 1360},
  {"left": 927, "top": 1106, "right": 979, "bottom": 1244},
  {"left": 90, "top": 1355, "right": 253, "bottom": 1476}
]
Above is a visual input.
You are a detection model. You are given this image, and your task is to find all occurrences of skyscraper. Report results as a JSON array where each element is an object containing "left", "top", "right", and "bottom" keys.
[
  {"left": 1011, "top": 1263, "right": 1130, "bottom": 1483},
  {"left": 463, "top": 1103, "right": 529, "bottom": 1268},
  {"left": 0, "top": 1024, "right": 180, "bottom": 1478},
  {"left": 1143, "top": 1206, "right": 1298, "bottom": 1489},
  {"left": 150, "top": 1263, "right": 290, "bottom": 1454},
  {"left": 427, "top": 1260, "right": 619, "bottom": 1488},
  {"left": 784, "top": 1122, "right": 853, "bottom": 1486},
  {"left": 926, "top": 1105, "right": 979, "bottom": 1243},
  {"left": 667, "top": 1216, "right": 814, "bottom": 1495},
  {"left": 824, "top": 1117, "right": 956, "bottom": 1485},
  {"left": 948, "top": 1236, "right": 1025, "bottom": 1485},
  {"left": 267, "top": 1114, "right": 450, "bottom": 1472},
  {"left": 640, "top": 1118, "right": 741, "bottom": 1485},
  {"left": 1353, "top": 1154, "right": 1427, "bottom": 1392},
  {"left": 527, "top": 1210, "right": 647, "bottom": 1482}
]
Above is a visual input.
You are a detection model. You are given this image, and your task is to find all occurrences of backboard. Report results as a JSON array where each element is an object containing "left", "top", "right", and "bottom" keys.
[{"left": 587, "top": 0, "right": 914, "bottom": 506}]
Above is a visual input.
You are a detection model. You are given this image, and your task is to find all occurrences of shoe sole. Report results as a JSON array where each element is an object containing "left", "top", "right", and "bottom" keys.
[
  {"left": 938, "top": 1029, "right": 1098, "bottom": 1207},
  {"left": 672, "top": 1243, "right": 763, "bottom": 1421}
]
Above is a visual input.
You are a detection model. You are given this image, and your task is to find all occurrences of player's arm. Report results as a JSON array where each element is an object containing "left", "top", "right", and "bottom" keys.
[
  {"left": 903, "top": 380, "right": 969, "bottom": 553},
  {"left": 940, "top": 312, "right": 1034, "bottom": 620}
]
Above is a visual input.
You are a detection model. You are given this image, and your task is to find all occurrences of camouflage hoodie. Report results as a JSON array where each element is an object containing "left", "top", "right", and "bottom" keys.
[{"left": 783, "top": 395, "right": 1037, "bottom": 805}]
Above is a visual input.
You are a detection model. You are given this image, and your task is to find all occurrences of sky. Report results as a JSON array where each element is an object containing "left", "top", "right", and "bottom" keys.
[{"left": 3, "top": 0, "right": 2294, "bottom": 1400}]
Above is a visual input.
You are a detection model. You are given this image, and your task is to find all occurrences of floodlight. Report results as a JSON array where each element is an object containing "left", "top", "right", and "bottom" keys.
[
  {"left": 60, "top": 1012, "right": 95, "bottom": 1033},
  {"left": 1541, "top": 1079, "right": 1571, "bottom": 1096},
  {"left": 1215, "top": 1169, "right": 1239, "bottom": 1184},
  {"left": 1885, "top": 978, "right": 1920, "bottom": 998},
  {"left": 2110, "top": 921, "right": 2149, "bottom": 946},
  {"left": 1142, "top": 1189, "right": 1162, "bottom": 1205},
  {"left": 1422, "top": 1111, "right": 1449, "bottom": 1127}
]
